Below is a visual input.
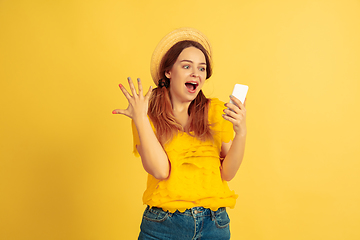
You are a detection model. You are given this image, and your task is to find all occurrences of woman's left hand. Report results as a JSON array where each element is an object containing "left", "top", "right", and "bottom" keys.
[{"left": 223, "top": 96, "right": 247, "bottom": 136}]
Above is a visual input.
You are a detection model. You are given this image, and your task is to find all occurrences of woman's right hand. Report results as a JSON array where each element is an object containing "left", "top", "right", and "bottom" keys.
[{"left": 112, "top": 77, "right": 153, "bottom": 121}]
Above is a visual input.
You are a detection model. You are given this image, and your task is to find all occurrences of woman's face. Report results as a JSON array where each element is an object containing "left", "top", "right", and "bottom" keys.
[{"left": 165, "top": 46, "right": 207, "bottom": 104}]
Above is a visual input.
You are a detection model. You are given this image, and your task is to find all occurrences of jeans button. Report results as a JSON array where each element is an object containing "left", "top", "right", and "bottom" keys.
[{"left": 193, "top": 210, "right": 198, "bottom": 214}]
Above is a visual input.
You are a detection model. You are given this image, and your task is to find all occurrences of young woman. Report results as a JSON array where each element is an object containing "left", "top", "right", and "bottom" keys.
[{"left": 112, "top": 28, "right": 247, "bottom": 240}]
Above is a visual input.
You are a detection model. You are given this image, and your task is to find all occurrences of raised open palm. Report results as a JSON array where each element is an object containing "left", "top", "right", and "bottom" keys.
[{"left": 112, "top": 77, "right": 152, "bottom": 120}]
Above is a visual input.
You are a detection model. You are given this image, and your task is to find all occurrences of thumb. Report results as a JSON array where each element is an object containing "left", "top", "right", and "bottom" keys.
[{"left": 112, "top": 109, "right": 130, "bottom": 117}]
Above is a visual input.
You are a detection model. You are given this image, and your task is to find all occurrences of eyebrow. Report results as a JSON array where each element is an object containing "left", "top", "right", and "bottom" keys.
[{"left": 180, "top": 60, "right": 206, "bottom": 65}]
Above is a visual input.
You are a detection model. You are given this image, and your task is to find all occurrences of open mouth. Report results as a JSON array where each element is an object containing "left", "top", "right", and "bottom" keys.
[{"left": 185, "top": 82, "right": 199, "bottom": 91}]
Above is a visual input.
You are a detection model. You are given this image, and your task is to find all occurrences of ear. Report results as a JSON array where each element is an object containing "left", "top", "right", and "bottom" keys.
[{"left": 165, "top": 70, "right": 171, "bottom": 79}]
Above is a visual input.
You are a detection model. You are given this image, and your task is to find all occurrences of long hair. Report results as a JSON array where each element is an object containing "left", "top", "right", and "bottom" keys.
[{"left": 148, "top": 40, "right": 213, "bottom": 145}]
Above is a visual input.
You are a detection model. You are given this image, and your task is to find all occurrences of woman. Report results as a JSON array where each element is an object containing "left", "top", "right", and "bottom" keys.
[{"left": 112, "top": 28, "right": 247, "bottom": 240}]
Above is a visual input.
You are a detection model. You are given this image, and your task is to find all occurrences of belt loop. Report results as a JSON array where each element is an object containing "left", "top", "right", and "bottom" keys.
[{"left": 210, "top": 210, "right": 215, "bottom": 221}]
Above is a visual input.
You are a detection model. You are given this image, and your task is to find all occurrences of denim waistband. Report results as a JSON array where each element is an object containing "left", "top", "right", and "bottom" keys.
[{"left": 147, "top": 205, "right": 226, "bottom": 218}]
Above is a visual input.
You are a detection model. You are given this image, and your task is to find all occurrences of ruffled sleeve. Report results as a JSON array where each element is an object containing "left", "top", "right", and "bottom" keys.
[
  {"left": 131, "top": 120, "right": 140, "bottom": 157},
  {"left": 221, "top": 112, "right": 234, "bottom": 144},
  {"left": 208, "top": 98, "right": 234, "bottom": 144},
  {"left": 131, "top": 118, "right": 157, "bottom": 157}
]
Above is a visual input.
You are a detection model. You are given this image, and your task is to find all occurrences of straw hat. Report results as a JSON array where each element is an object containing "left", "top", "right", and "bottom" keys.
[{"left": 150, "top": 27, "right": 212, "bottom": 86}]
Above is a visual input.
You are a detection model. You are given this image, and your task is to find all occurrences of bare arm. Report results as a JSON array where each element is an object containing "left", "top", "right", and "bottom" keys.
[
  {"left": 220, "top": 96, "right": 247, "bottom": 181},
  {"left": 134, "top": 118, "right": 170, "bottom": 180},
  {"left": 112, "top": 77, "right": 170, "bottom": 180}
]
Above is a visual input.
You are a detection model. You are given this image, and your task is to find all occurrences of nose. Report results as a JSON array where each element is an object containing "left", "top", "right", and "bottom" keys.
[{"left": 191, "top": 69, "right": 200, "bottom": 78}]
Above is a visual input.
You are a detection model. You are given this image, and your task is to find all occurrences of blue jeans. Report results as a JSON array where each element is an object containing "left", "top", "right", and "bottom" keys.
[{"left": 138, "top": 206, "right": 230, "bottom": 240}]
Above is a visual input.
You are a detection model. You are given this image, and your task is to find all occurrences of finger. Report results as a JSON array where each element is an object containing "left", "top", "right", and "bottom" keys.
[
  {"left": 230, "top": 95, "right": 245, "bottom": 109},
  {"left": 112, "top": 109, "right": 125, "bottom": 114},
  {"left": 244, "top": 98, "right": 247, "bottom": 107},
  {"left": 119, "top": 83, "right": 133, "bottom": 100},
  {"left": 145, "top": 85, "right": 153, "bottom": 99},
  {"left": 137, "top": 78, "right": 143, "bottom": 96},
  {"left": 223, "top": 108, "right": 238, "bottom": 119},
  {"left": 225, "top": 102, "right": 240, "bottom": 114},
  {"left": 222, "top": 113, "right": 236, "bottom": 124},
  {"left": 112, "top": 109, "right": 131, "bottom": 118},
  {"left": 127, "top": 77, "right": 138, "bottom": 97}
]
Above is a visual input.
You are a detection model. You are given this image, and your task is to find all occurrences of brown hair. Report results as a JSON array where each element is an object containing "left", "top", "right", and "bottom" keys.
[{"left": 148, "top": 40, "right": 213, "bottom": 145}]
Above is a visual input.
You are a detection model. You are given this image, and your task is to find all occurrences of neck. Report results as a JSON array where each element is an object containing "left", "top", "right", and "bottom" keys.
[
  {"left": 172, "top": 101, "right": 191, "bottom": 114},
  {"left": 171, "top": 99, "right": 192, "bottom": 130},
  {"left": 170, "top": 93, "right": 192, "bottom": 113}
]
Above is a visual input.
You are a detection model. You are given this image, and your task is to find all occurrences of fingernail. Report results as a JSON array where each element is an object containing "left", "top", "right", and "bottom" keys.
[
  {"left": 112, "top": 110, "right": 117, "bottom": 114},
  {"left": 137, "top": 78, "right": 140, "bottom": 82},
  {"left": 127, "top": 77, "right": 131, "bottom": 81},
  {"left": 229, "top": 95, "right": 233, "bottom": 98},
  {"left": 119, "top": 84, "right": 123, "bottom": 88}
]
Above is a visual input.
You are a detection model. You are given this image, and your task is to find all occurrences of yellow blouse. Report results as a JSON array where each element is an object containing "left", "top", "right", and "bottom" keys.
[{"left": 132, "top": 98, "right": 238, "bottom": 213}]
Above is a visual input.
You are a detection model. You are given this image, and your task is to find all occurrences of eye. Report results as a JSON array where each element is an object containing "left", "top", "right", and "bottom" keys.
[
  {"left": 199, "top": 67, "right": 206, "bottom": 72},
  {"left": 183, "top": 65, "right": 190, "bottom": 69}
]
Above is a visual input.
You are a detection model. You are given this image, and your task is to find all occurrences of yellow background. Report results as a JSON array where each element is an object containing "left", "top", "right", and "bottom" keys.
[{"left": 1, "top": 0, "right": 360, "bottom": 239}]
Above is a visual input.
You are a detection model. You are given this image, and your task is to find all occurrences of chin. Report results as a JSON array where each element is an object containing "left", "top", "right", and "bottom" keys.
[{"left": 187, "top": 92, "right": 200, "bottom": 102}]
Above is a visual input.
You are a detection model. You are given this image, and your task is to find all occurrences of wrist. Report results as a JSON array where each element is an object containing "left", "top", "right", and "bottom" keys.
[
  {"left": 234, "top": 130, "right": 247, "bottom": 139},
  {"left": 133, "top": 115, "right": 150, "bottom": 127}
]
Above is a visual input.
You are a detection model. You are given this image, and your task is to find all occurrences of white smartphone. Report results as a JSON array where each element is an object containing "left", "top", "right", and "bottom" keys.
[{"left": 230, "top": 84, "right": 248, "bottom": 105}]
